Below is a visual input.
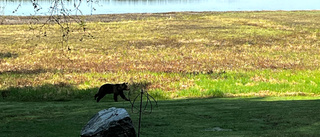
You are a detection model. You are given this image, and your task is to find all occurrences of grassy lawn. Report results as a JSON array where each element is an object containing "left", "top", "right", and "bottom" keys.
[
  {"left": 1, "top": 97, "right": 320, "bottom": 137},
  {"left": 1, "top": 11, "right": 320, "bottom": 136}
]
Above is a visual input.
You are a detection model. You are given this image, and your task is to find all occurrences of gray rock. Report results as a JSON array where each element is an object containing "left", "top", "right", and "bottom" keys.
[{"left": 81, "top": 107, "right": 136, "bottom": 137}]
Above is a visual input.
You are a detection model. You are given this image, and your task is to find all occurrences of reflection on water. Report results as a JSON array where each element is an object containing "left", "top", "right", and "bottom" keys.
[{"left": 0, "top": 0, "right": 319, "bottom": 16}]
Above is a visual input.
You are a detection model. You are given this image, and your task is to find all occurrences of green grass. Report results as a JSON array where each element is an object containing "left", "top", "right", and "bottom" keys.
[
  {"left": 1, "top": 69, "right": 319, "bottom": 101},
  {"left": 1, "top": 97, "right": 320, "bottom": 137},
  {"left": 179, "top": 70, "right": 320, "bottom": 97}
]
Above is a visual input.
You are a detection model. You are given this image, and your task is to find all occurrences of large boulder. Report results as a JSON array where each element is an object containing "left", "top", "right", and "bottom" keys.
[{"left": 81, "top": 107, "right": 136, "bottom": 137}]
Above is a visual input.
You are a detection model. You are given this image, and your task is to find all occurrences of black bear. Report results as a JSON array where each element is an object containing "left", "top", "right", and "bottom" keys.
[{"left": 95, "top": 83, "right": 130, "bottom": 102}]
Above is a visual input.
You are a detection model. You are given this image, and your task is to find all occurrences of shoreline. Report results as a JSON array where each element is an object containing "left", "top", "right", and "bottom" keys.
[{"left": 1, "top": 10, "right": 319, "bottom": 25}]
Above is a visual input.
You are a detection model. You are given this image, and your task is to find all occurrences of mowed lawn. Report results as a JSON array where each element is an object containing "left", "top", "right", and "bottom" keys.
[{"left": 1, "top": 97, "right": 320, "bottom": 137}]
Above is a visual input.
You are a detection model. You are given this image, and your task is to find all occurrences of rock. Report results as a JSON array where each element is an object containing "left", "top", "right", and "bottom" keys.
[{"left": 81, "top": 107, "right": 136, "bottom": 137}]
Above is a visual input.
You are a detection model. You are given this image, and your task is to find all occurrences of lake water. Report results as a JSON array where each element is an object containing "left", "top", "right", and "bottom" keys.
[{"left": 0, "top": 0, "right": 319, "bottom": 16}]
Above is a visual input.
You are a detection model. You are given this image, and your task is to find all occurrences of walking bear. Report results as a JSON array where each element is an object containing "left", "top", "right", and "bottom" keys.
[{"left": 95, "top": 83, "right": 130, "bottom": 102}]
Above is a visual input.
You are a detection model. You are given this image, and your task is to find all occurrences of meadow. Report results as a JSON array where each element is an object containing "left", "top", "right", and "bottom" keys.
[
  {"left": 1, "top": 11, "right": 320, "bottom": 136},
  {"left": 1, "top": 11, "right": 320, "bottom": 100}
]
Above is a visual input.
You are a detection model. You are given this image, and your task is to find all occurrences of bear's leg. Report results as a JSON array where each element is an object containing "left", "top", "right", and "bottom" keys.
[
  {"left": 120, "top": 92, "right": 130, "bottom": 101},
  {"left": 113, "top": 93, "right": 118, "bottom": 102}
]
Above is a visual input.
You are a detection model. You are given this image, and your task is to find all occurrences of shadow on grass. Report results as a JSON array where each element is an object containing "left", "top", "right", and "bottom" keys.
[
  {"left": 0, "top": 83, "right": 98, "bottom": 101},
  {"left": 0, "top": 81, "right": 168, "bottom": 102},
  {"left": 0, "top": 52, "right": 18, "bottom": 59}
]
